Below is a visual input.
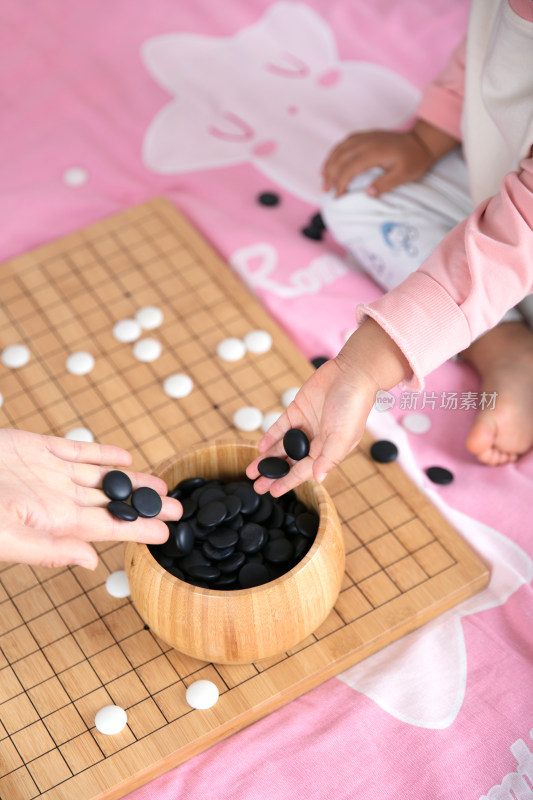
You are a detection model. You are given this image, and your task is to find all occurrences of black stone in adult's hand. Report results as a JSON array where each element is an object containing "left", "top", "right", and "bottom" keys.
[
  {"left": 131, "top": 487, "right": 163, "bottom": 518},
  {"left": 107, "top": 500, "right": 138, "bottom": 522},
  {"left": 102, "top": 470, "right": 132, "bottom": 501}
]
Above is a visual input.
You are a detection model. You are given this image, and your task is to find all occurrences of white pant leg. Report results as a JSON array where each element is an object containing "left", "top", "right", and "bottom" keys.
[{"left": 322, "top": 150, "right": 473, "bottom": 291}]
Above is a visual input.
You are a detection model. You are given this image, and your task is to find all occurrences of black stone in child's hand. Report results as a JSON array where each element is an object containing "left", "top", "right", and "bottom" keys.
[
  {"left": 283, "top": 428, "right": 310, "bottom": 461},
  {"left": 131, "top": 487, "right": 162, "bottom": 518},
  {"left": 257, "top": 456, "right": 290, "bottom": 479},
  {"left": 107, "top": 500, "right": 138, "bottom": 522},
  {"left": 102, "top": 470, "right": 132, "bottom": 501}
]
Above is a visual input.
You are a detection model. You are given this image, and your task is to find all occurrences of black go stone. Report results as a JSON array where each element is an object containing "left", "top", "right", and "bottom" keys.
[
  {"left": 222, "top": 494, "right": 242, "bottom": 521},
  {"left": 268, "top": 503, "right": 284, "bottom": 529},
  {"left": 211, "top": 574, "right": 238, "bottom": 589},
  {"left": 301, "top": 213, "right": 326, "bottom": 241},
  {"left": 196, "top": 500, "right": 227, "bottom": 527},
  {"left": 258, "top": 457, "right": 290, "bottom": 479},
  {"left": 225, "top": 513, "right": 244, "bottom": 531},
  {"left": 370, "top": 440, "right": 399, "bottom": 464},
  {"left": 234, "top": 484, "right": 260, "bottom": 514},
  {"left": 102, "top": 470, "right": 133, "bottom": 501},
  {"left": 311, "top": 356, "right": 329, "bottom": 369},
  {"left": 208, "top": 528, "right": 239, "bottom": 549},
  {"left": 238, "top": 522, "right": 267, "bottom": 554},
  {"left": 283, "top": 428, "right": 310, "bottom": 461},
  {"left": 248, "top": 494, "right": 273, "bottom": 524},
  {"left": 292, "top": 534, "right": 311, "bottom": 561},
  {"left": 202, "top": 542, "right": 235, "bottom": 561},
  {"left": 172, "top": 521, "right": 195, "bottom": 557},
  {"left": 131, "top": 487, "right": 162, "bottom": 518},
  {"left": 107, "top": 500, "right": 138, "bottom": 522},
  {"left": 218, "top": 552, "right": 246, "bottom": 573},
  {"left": 426, "top": 466, "right": 454, "bottom": 485},
  {"left": 197, "top": 486, "right": 227, "bottom": 507},
  {"left": 257, "top": 191, "right": 280, "bottom": 207},
  {"left": 238, "top": 562, "right": 270, "bottom": 589},
  {"left": 187, "top": 564, "right": 221, "bottom": 582},
  {"left": 149, "top": 474, "right": 321, "bottom": 590},
  {"left": 295, "top": 512, "right": 319, "bottom": 538},
  {"left": 264, "top": 537, "right": 294, "bottom": 563},
  {"left": 177, "top": 549, "right": 211, "bottom": 573},
  {"left": 180, "top": 497, "right": 197, "bottom": 520}
]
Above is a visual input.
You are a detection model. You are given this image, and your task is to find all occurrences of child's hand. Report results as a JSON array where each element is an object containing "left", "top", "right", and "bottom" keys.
[
  {"left": 246, "top": 357, "right": 377, "bottom": 496},
  {"left": 322, "top": 129, "right": 435, "bottom": 198},
  {"left": 246, "top": 319, "right": 411, "bottom": 497},
  {"left": 0, "top": 429, "right": 182, "bottom": 570},
  {"left": 322, "top": 118, "right": 461, "bottom": 199}
]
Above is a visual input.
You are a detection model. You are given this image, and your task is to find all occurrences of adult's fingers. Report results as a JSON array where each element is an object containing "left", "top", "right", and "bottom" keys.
[
  {"left": 70, "top": 485, "right": 182, "bottom": 522},
  {"left": 68, "top": 462, "right": 170, "bottom": 497},
  {"left": 71, "top": 506, "right": 172, "bottom": 544},
  {"left": 45, "top": 435, "right": 132, "bottom": 467},
  {"left": 3, "top": 524, "right": 99, "bottom": 570}
]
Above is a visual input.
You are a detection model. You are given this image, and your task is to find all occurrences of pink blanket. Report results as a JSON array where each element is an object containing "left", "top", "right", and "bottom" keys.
[{"left": 3, "top": 2, "right": 533, "bottom": 798}]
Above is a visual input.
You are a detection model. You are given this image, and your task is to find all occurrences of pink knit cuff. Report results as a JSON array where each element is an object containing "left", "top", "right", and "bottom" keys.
[
  {"left": 416, "top": 84, "right": 463, "bottom": 141},
  {"left": 356, "top": 272, "right": 472, "bottom": 390}
]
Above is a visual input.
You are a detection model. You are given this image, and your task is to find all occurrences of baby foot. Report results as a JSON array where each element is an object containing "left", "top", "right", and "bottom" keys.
[{"left": 461, "top": 323, "right": 533, "bottom": 465}]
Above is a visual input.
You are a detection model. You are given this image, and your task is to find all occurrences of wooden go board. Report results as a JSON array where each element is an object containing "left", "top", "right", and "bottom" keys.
[{"left": 0, "top": 199, "right": 489, "bottom": 800}]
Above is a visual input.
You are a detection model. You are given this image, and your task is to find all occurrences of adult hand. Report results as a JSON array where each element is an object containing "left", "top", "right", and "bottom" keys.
[{"left": 0, "top": 429, "right": 182, "bottom": 570}]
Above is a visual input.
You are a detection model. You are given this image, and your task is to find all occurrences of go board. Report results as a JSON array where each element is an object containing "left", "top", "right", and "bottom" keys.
[{"left": 0, "top": 199, "right": 489, "bottom": 800}]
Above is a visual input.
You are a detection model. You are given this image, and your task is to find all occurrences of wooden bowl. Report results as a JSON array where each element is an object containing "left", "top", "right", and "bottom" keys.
[{"left": 124, "top": 440, "right": 345, "bottom": 664}]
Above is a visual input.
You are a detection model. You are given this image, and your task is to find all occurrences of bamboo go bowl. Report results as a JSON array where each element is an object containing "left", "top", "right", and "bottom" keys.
[{"left": 124, "top": 441, "right": 345, "bottom": 664}]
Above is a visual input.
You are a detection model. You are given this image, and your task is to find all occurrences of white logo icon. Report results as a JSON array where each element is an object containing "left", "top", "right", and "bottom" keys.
[{"left": 374, "top": 390, "right": 396, "bottom": 412}]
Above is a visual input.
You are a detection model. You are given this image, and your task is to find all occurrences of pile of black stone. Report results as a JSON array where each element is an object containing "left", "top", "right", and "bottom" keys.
[{"left": 148, "top": 476, "right": 319, "bottom": 590}]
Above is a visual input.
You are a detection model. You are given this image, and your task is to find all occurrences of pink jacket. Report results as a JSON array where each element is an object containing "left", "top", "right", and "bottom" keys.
[{"left": 358, "top": 0, "right": 533, "bottom": 389}]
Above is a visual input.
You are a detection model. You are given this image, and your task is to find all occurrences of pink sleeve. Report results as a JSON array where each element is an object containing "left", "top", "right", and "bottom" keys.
[
  {"left": 415, "top": 37, "right": 466, "bottom": 141},
  {"left": 357, "top": 154, "right": 533, "bottom": 389}
]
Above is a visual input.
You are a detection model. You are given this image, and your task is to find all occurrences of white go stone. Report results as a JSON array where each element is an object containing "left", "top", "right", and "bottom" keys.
[
  {"left": 133, "top": 338, "right": 162, "bottom": 363},
  {"left": 281, "top": 387, "right": 300, "bottom": 408},
  {"left": 113, "top": 318, "right": 142, "bottom": 343},
  {"left": 94, "top": 705, "right": 128, "bottom": 736},
  {"left": 244, "top": 330, "right": 272, "bottom": 354},
  {"left": 185, "top": 680, "right": 219, "bottom": 710},
  {"left": 66, "top": 351, "right": 94, "bottom": 375},
  {"left": 164, "top": 373, "right": 193, "bottom": 399},
  {"left": 63, "top": 166, "right": 88, "bottom": 187},
  {"left": 135, "top": 306, "right": 164, "bottom": 330},
  {"left": 65, "top": 427, "right": 94, "bottom": 443},
  {"left": 217, "top": 337, "right": 246, "bottom": 362},
  {"left": 105, "top": 570, "right": 130, "bottom": 599},
  {"left": 261, "top": 411, "right": 282, "bottom": 433},
  {"left": 1, "top": 344, "right": 30, "bottom": 369},
  {"left": 233, "top": 406, "right": 263, "bottom": 432},
  {"left": 402, "top": 412, "right": 432, "bottom": 435}
]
